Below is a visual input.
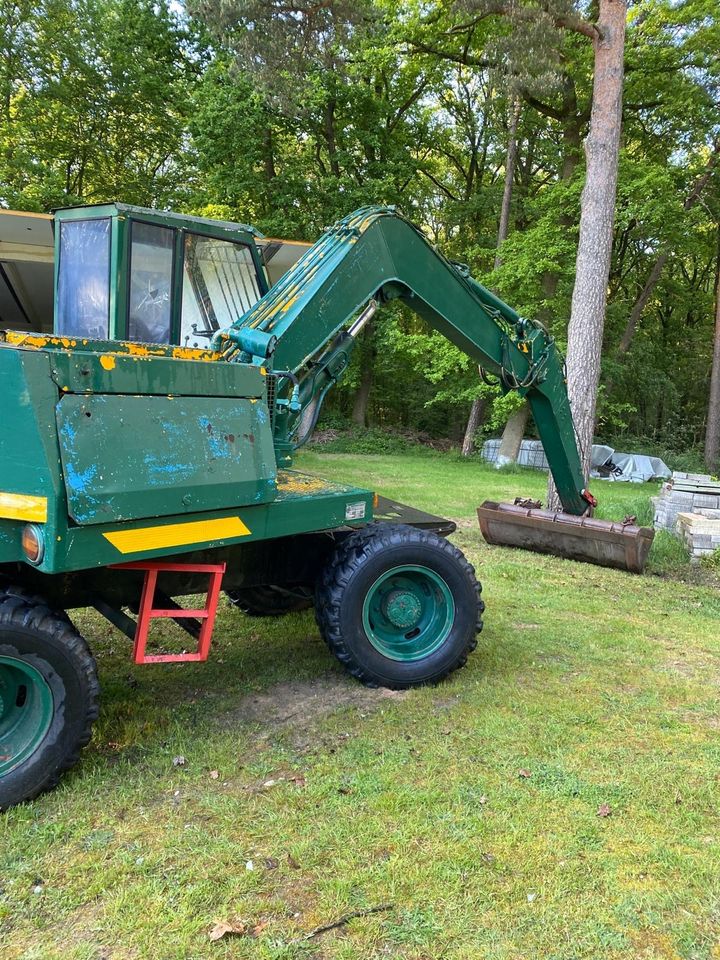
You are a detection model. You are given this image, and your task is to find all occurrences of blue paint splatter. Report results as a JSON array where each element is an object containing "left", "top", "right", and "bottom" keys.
[
  {"left": 59, "top": 420, "right": 77, "bottom": 445},
  {"left": 65, "top": 462, "right": 97, "bottom": 495},
  {"left": 198, "top": 415, "right": 233, "bottom": 460},
  {"left": 142, "top": 454, "right": 194, "bottom": 483}
]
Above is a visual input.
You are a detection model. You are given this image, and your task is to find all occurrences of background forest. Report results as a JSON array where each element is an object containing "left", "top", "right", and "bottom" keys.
[{"left": 1, "top": 0, "right": 718, "bottom": 468}]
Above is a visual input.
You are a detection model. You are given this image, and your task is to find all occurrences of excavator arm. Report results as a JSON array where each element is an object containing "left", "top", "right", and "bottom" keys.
[{"left": 213, "top": 206, "right": 594, "bottom": 516}]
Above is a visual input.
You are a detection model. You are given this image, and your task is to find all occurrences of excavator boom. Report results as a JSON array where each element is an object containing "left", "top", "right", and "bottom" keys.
[
  {"left": 213, "top": 206, "right": 592, "bottom": 516},
  {"left": 212, "top": 205, "right": 653, "bottom": 569}
]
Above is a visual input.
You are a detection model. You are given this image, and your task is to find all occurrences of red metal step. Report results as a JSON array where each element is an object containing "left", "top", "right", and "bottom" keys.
[{"left": 111, "top": 561, "right": 226, "bottom": 664}]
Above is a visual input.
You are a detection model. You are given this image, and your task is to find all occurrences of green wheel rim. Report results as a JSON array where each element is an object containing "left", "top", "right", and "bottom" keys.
[
  {"left": 0, "top": 656, "right": 54, "bottom": 777},
  {"left": 361, "top": 564, "right": 455, "bottom": 662}
]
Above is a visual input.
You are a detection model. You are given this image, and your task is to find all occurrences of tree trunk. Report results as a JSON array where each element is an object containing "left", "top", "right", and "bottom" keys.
[
  {"left": 548, "top": 0, "right": 626, "bottom": 508},
  {"left": 462, "top": 98, "right": 519, "bottom": 455},
  {"left": 262, "top": 126, "right": 277, "bottom": 181},
  {"left": 462, "top": 396, "right": 486, "bottom": 456},
  {"left": 616, "top": 253, "right": 669, "bottom": 356},
  {"left": 533, "top": 76, "right": 585, "bottom": 324},
  {"left": 705, "top": 231, "right": 720, "bottom": 471},
  {"left": 494, "top": 98, "right": 520, "bottom": 269},
  {"left": 351, "top": 322, "right": 375, "bottom": 427},
  {"left": 352, "top": 365, "right": 373, "bottom": 426},
  {"left": 324, "top": 97, "right": 341, "bottom": 178},
  {"left": 496, "top": 405, "right": 529, "bottom": 468}
]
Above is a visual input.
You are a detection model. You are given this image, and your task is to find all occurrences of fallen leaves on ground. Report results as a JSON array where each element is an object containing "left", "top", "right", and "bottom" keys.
[
  {"left": 209, "top": 920, "right": 268, "bottom": 942},
  {"left": 208, "top": 920, "right": 247, "bottom": 942}
]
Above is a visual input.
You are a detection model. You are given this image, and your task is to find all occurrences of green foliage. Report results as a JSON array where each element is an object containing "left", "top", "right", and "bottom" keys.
[
  {"left": 3, "top": 0, "right": 719, "bottom": 456},
  {"left": 0, "top": 0, "right": 198, "bottom": 209},
  {"left": 310, "top": 426, "right": 444, "bottom": 456},
  {"left": 700, "top": 547, "right": 720, "bottom": 571}
]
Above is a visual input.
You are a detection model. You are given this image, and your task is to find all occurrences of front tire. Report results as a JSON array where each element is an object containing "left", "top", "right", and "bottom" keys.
[
  {"left": 0, "top": 589, "right": 99, "bottom": 811},
  {"left": 315, "top": 524, "right": 483, "bottom": 689}
]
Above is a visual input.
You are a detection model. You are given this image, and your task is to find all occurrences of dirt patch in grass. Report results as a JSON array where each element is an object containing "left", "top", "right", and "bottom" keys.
[{"left": 218, "top": 674, "right": 407, "bottom": 747}]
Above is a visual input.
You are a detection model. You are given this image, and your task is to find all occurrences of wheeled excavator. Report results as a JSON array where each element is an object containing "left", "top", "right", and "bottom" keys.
[{"left": 0, "top": 203, "right": 653, "bottom": 809}]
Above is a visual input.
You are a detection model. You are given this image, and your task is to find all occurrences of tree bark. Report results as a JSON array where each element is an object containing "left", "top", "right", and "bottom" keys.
[
  {"left": 705, "top": 230, "right": 720, "bottom": 471},
  {"left": 351, "top": 322, "right": 375, "bottom": 427},
  {"left": 548, "top": 0, "right": 627, "bottom": 507},
  {"left": 462, "top": 395, "right": 486, "bottom": 456},
  {"left": 462, "top": 98, "right": 519, "bottom": 456},
  {"left": 616, "top": 253, "right": 669, "bottom": 356},
  {"left": 323, "top": 97, "right": 341, "bottom": 178},
  {"left": 496, "top": 405, "right": 529, "bottom": 467},
  {"left": 495, "top": 98, "right": 520, "bottom": 269}
]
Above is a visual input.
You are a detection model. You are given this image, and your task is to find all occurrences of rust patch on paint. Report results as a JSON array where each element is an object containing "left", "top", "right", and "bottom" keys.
[{"left": 276, "top": 472, "right": 332, "bottom": 495}]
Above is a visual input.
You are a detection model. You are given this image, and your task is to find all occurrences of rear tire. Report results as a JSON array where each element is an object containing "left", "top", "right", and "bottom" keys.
[
  {"left": 226, "top": 584, "right": 314, "bottom": 617},
  {"left": 315, "top": 524, "right": 483, "bottom": 689},
  {"left": 0, "top": 589, "right": 99, "bottom": 811}
]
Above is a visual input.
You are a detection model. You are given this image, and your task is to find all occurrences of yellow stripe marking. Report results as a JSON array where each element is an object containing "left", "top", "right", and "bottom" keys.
[
  {"left": 103, "top": 517, "right": 251, "bottom": 554},
  {"left": 0, "top": 492, "right": 48, "bottom": 523}
]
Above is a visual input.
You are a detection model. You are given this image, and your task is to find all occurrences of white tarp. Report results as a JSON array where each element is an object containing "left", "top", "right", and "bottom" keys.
[
  {"left": 482, "top": 439, "right": 671, "bottom": 483},
  {"left": 590, "top": 445, "right": 671, "bottom": 483}
]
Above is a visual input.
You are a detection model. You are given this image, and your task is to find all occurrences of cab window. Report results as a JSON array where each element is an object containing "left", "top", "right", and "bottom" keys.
[
  {"left": 56, "top": 219, "right": 110, "bottom": 339},
  {"left": 181, "top": 234, "right": 261, "bottom": 348},
  {"left": 128, "top": 222, "right": 174, "bottom": 344}
]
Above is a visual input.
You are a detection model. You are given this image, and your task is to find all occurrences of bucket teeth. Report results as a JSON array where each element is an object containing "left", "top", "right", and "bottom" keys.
[{"left": 477, "top": 501, "right": 655, "bottom": 574}]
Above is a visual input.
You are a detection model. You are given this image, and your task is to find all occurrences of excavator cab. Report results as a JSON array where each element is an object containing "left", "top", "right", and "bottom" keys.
[{"left": 53, "top": 204, "right": 268, "bottom": 348}]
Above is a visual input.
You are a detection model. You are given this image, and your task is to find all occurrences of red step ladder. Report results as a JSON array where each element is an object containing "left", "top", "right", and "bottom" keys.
[{"left": 111, "top": 561, "right": 226, "bottom": 664}]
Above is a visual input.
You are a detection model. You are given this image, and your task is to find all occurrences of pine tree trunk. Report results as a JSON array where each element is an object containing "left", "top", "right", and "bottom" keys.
[
  {"left": 548, "top": 0, "right": 626, "bottom": 509},
  {"left": 705, "top": 233, "right": 720, "bottom": 471},
  {"left": 493, "top": 103, "right": 526, "bottom": 463}
]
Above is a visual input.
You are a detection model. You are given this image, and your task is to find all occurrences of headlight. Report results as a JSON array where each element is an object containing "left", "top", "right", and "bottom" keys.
[{"left": 22, "top": 524, "right": 45, "bottom": 564}]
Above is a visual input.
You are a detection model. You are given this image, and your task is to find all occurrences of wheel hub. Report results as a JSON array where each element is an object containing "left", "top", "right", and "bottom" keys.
[
  {"left": 0, "top": 657, "right": 54, "bottom": 776},
  {"left": 383, "top": 589, "right": 422, "bottom": 629},
  {"left": 362, "top": 565, "right": 455, "bottom": 662}
]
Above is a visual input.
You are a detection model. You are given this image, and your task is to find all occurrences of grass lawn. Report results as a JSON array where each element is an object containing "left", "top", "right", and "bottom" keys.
[{"left": 2, "top": 451, "right": 720, "bottom": 959}]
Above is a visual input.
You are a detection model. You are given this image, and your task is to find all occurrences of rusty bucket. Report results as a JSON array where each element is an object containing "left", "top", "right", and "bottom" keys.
[{"left": 477, "top": 501, "right": 655, "bottom": 574}]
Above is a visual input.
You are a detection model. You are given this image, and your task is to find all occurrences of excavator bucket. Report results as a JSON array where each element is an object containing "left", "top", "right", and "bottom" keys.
[{"left": 477, "top": 501, "right": 655, "bottom": 574}]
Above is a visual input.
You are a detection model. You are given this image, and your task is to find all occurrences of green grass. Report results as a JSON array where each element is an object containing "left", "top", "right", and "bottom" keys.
[{"left": 2, "top": 452, "right": 719, "bottom": 959}]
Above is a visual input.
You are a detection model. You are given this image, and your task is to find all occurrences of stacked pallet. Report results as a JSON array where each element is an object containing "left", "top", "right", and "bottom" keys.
[
  {"left": 653, "top": 472, "right": 720, "bottom": 531},
  {"left": 653, "top": 472, "right": 720, "bottom": 561},
  {"left": 677, "top": 512, "right": 720, "bottom": 561}
]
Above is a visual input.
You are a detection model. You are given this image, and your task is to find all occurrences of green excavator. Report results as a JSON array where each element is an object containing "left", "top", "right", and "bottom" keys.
[{"left": 0, "top": 203, "right": 653, "bottom": 809}]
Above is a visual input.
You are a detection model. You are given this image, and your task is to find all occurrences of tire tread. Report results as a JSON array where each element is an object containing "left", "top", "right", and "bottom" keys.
[
  {"left": 315, "top": 524, "right": 484, "bottom": 689},
  {"left": 0, "top": 588, "right": 99, "bottom": 808}
]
